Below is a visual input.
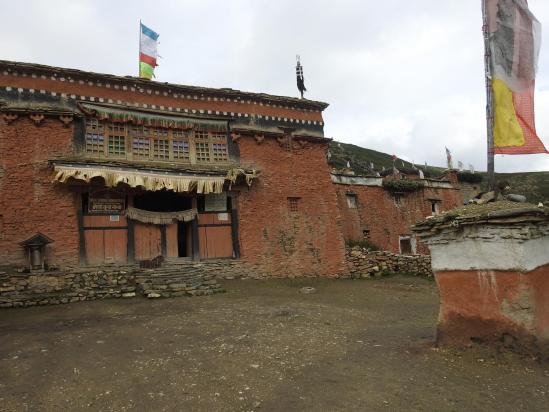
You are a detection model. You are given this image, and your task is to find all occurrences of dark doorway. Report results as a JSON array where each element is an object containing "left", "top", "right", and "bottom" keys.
[
  {"left": 400, "top": 237, "right": 413, "bottom": 255},
  {"left": 133, "top": 190, "right": 192, "bottom": 212}
]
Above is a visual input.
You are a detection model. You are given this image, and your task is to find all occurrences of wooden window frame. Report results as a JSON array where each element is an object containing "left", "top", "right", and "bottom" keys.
[{"left": 84, "top": 120, "right": 229, "bottom": 165}]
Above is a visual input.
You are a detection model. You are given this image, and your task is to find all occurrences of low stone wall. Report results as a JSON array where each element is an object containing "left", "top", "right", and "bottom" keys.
[
  {"left": 346, "top": 248, "right": 432, "bottom": 278},
  {"left": 0, "top": 264, "right": 224, "bottom": 308}
]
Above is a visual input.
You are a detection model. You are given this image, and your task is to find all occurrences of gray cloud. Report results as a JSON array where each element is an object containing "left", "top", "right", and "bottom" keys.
[{"left": 2, "top": 0, "right": 549, "bottom": 172}]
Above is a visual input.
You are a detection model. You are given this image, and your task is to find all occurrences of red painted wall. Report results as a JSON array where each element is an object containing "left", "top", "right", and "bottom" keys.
[{"left": 435, "top": 265, "right": 549, "bottom": 351}]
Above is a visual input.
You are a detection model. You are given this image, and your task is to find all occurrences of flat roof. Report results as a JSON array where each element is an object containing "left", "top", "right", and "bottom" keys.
[{"left": 0, "top": 60, "right": 329, "bottom": 111}]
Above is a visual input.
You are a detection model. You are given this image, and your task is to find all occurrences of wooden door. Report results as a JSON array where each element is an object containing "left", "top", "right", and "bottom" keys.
[
  {"left": 83, "top": 215, "right": 128, "bottom": 265},
  {"left": 165, "top": 223, "right": 179, "bottom": 258},
  {"left": 198, "top": 212, "right": 233, "bottom": 258},
  {"left": 134, "top": 222, "right": 162, "bottom": 260}
]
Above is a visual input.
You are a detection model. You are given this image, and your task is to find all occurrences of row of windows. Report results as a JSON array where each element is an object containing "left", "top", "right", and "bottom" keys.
[
  {"left": 345, "top": 193, "right": 441, "bottom": 215},
  {"left": 84, "top": 119, "right": 229, "bottom": 164}
]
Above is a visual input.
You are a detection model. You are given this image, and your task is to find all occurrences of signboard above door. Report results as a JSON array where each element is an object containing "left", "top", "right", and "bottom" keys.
[{"left": 205, "top": 193, "right": 227, "bottom": 212}]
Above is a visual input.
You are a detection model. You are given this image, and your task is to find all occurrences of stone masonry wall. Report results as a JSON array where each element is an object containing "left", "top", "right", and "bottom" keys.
[
  {"left": 0, "top": 264, "right": 225, "bottom": 308},
  {"left": 346, "top": 247, "right": 433, "bottom": 279}
]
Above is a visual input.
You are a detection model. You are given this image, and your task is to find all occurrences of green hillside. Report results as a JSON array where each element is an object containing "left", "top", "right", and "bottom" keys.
[
  {"left": 493, "top": 172, "right": 549, "bottom": 204},
  {"left": 329, "top": 140, "right": 549, "bottom": 203},
  {"left": 328, "top": 141, "right": 442, "bottom": 176}
]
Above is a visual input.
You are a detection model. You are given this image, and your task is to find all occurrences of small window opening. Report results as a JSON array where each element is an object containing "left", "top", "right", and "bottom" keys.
[
  {"left": 287, "top": 197, "right": 300, "bottom": 212},
  {"left": 346, "top": 193, "right": 358, "bottom": 209},
  {"left": 399, "top": 237, "right": 413, "bottom": 255},
  {"left": 362, "top": 229, "right": 370, "bottom": 239},
  {"left": 430, "top": 200, "right": 441, "bottom": 215}
]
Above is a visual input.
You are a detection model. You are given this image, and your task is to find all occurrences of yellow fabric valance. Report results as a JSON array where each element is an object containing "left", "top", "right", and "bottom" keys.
[
  {"left": 126, "top": 207, "right": 197, "bottom": 225},
  {"left": 53, "top": 164, "right": 226, "bottom": 194}
]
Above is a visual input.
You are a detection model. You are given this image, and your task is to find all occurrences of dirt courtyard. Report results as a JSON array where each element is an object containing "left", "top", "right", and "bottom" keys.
[{"left": 1, "top": 276, "right": 548, "bottom": 411}]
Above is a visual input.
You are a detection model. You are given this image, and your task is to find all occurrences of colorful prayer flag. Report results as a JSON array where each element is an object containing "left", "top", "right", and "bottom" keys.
[
  {"left": 139, "top": 22, "right": 159, "bottom": 80},
  {"left": 486, "top": 0, "right": 548, "bottom": 154}
]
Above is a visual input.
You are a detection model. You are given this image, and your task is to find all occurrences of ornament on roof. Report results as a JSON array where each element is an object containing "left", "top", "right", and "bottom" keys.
[{"left": 296, "top": 55, "right": 307, "bottom": 99}]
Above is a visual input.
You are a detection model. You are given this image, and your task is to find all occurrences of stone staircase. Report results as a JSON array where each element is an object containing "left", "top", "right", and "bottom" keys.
[{"left": 135, "top": 263, "right": 225, "bottom": 298}]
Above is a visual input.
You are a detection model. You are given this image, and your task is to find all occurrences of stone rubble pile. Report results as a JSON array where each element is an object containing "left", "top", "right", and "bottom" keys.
[{"left": 346, "top": 247, "right": 432, "bottom": 279}]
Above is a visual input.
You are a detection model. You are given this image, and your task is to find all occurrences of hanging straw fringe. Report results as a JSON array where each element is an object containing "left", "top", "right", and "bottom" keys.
[{"left": 126, "top": 207, "right": 197, "bottom": 225}]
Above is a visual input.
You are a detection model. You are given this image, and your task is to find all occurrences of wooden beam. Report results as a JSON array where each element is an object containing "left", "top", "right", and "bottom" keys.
[{"left": 76, "top": 209, "right": 87, "bottom": 266}]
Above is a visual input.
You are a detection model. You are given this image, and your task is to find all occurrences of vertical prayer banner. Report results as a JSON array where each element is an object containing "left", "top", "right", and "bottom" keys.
[
  {"left": 486, "top": 0, "right": 548, "bottom": 154},
  {"left": 139, "top": 23, "right": 159, "bottom": 80}
]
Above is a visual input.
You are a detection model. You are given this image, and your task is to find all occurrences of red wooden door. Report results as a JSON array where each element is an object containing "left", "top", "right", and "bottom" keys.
[
  {"left": 83, "top": 215, "right": 128, "bottom": 265},
  {"left": 198, "top": 212, "right": 233, "bottom": 258},
  {"left": 165, "top": 223, "right": 179, "bottom": 258},
  {"left": 134, "top": 222, "right": 162, "bottom": 260}
]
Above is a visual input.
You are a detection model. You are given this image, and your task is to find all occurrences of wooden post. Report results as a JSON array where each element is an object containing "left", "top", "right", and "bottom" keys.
[
  {"left": 76, "top": 209, "right": 87, "bottom": 266},
  {"left": 231, "top": 207, "right": 241, "bottom": 258},
  {"left": 191, "top": 217, "right": 200, "bottom": 261},
  {"left": 482, "top": 0, "right": 496, "bottom": 190},
  {"left": 127, "top": 218, "right": 135, "bottom": 263}
]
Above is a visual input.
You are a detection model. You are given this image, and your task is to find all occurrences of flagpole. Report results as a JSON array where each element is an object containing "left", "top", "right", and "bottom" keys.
[
  {"left": 482, "top": 0, "right": 495, "bottom": 190},
  {"left": 138, "top": 20, "right": 141, "bottom": 78}
]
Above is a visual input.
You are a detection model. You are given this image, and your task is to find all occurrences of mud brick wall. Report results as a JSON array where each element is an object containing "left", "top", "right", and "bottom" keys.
[
  {"left": 0, "top": 67, "right": 341, "bottom": 277},
  {"left": 236, "top": 137, "right": 347, "bottom": 277},
  {"left": 0, "top": 117, "right": 79, "bottom": 267},
  {"left": 346, "top": 247, "right": 432, "bottom": 278},
  {"left": 335, "top": 183, "right": 461, "bottom": 255}
]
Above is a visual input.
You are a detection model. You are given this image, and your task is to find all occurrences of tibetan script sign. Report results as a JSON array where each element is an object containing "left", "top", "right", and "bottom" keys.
[{"left": 89, "top": 198, "right": 125, "bottom": 214}]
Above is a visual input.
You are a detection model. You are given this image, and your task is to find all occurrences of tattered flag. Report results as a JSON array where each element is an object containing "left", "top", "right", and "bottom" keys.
[
  {"left": 296, "top": 55, "right": 306, "bottom": 99},
  {"left": 445, "top": 147, "right": 453, "bottom": 169},
  {"left": 486, "top": 0, "right": 548, "bottom": 154}
]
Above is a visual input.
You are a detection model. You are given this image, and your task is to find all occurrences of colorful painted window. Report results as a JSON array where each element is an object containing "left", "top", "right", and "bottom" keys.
[
  {"left": 85, "top": 119, "right": 104, "bottom": 155},
  {"left": 129, "top": 126, "right": 150, "bottom": 158}
]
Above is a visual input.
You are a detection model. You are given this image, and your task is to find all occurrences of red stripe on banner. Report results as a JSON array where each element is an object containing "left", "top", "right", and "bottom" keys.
[
  {"left": 139, "top": 53, "right": 157, "bottom": 68},
  {"left": 495, "top": 82, "right": 548, "bottom": 154}
]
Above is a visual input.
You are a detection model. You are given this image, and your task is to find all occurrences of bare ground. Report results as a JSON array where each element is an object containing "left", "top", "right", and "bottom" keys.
[{"left": 1, "top": 275, "right": 548, "bottom": 412}]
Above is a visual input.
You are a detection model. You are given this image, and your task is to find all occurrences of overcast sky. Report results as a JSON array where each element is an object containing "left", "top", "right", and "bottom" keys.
[{"left": 3, "top": 0, "right": 549, "bottom": 172}]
